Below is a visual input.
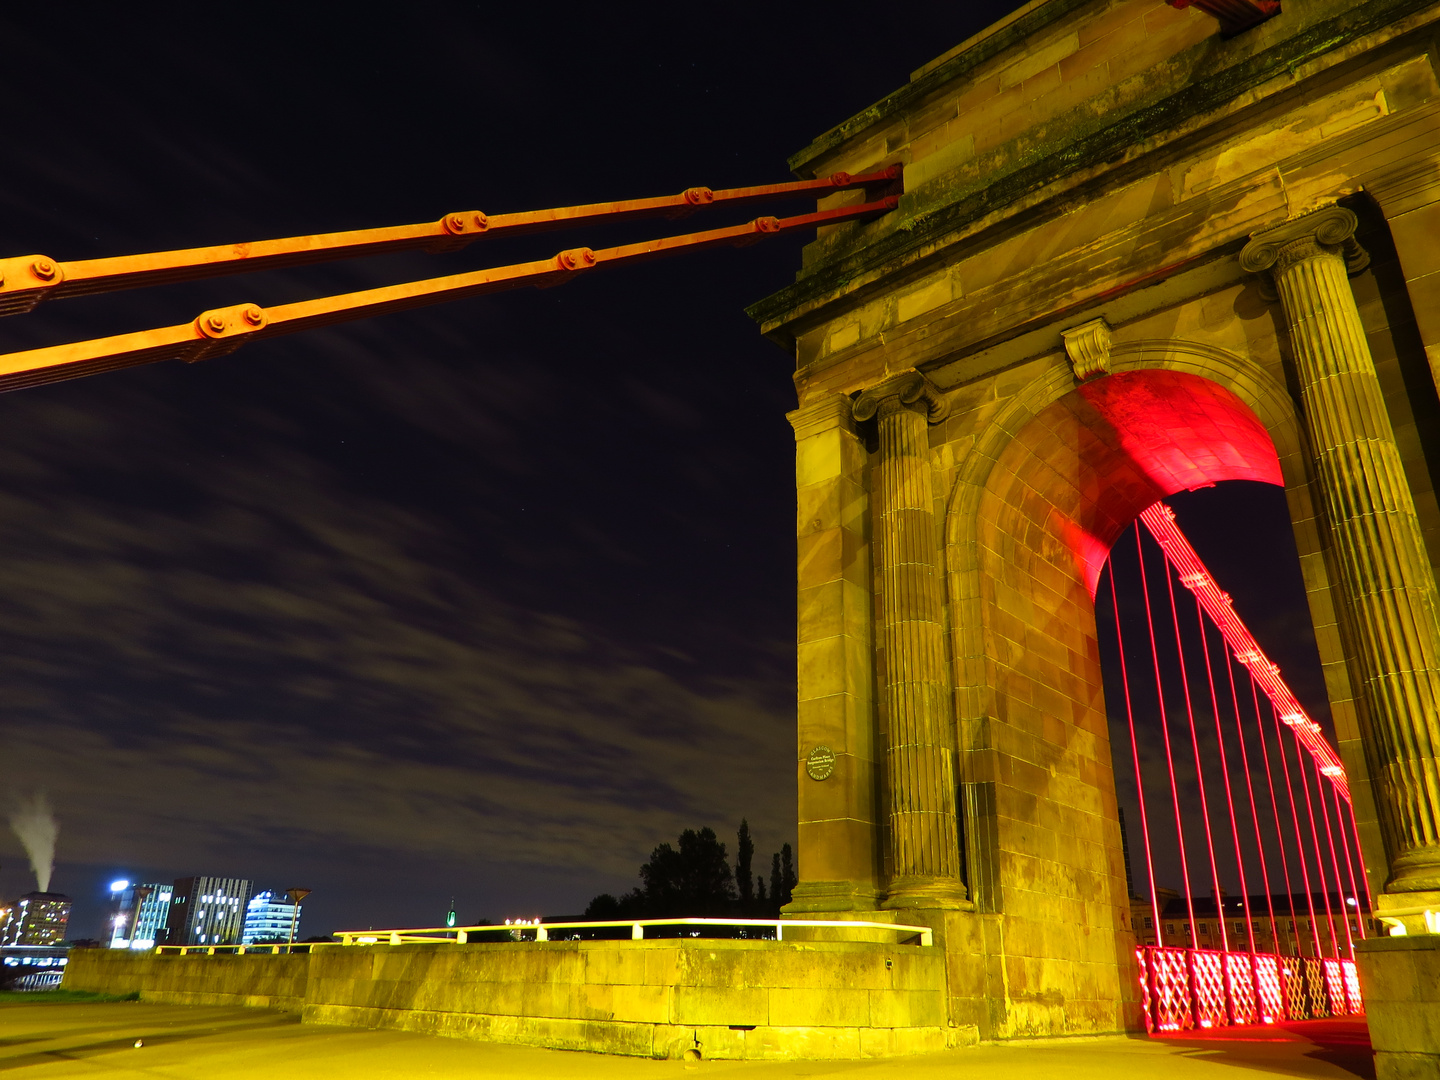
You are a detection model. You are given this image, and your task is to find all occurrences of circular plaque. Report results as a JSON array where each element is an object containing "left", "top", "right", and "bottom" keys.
[{"left": 805, "top": 744, "right": 837, "bottom": 781}]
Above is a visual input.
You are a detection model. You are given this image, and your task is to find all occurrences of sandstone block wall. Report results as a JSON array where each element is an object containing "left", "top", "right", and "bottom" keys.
[
  {"left": 63, "top": 949, "right": 308, "bottom": 1012},
  {"left": 1354, "top": 935, "right": 1440, "bottom": 1080},
  {"left": 64, "top": 939, "right": 954, "bottom": 1061}
]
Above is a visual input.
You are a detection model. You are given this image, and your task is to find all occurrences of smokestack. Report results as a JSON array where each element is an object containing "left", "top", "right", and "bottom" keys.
[{"left": 8, "top": 792, "right": 59, "bottom": 893}]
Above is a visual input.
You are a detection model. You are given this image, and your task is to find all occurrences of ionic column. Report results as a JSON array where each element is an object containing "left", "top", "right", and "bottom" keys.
[
  {"left": 1242, "top": 206, "right": 1440, "bottom": 894},
  {"left": 853, "top": 371, "right": 968, "bottom": 909}
]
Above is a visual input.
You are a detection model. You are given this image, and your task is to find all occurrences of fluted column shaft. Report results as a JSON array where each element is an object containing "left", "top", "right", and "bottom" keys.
[
  {"left": 854, "top": 372, "right": 968, "bottom": 908},
  {"left": 1244, "top": 207, "right": 1440, "bottom": 892}
]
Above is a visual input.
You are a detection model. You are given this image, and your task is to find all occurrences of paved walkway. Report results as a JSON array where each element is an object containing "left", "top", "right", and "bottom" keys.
[{"left": 0, "top": 1003, "right": 1374, "bottom": 1078}]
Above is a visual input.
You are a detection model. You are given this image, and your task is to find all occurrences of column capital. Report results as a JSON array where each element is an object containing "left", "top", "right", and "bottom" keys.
[
  {"left": 852, "top": 370, "right": 950, "bottom": 425},
  {"left": 1240, "top": 205, "right": 1370, "bottom": 276}
]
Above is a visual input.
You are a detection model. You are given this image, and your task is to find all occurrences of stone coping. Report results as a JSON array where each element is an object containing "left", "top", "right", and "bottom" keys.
[{"left": 1353, "top": 934, "right": 1440, "bottom": 952}]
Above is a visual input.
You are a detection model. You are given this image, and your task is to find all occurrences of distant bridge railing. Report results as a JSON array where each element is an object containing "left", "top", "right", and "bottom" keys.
[
  {"left": 332, "top": 918, "right": 934, "bottom": 947},
  {"left": 154, "top": 943, "right": 308, "bottom": 955}
]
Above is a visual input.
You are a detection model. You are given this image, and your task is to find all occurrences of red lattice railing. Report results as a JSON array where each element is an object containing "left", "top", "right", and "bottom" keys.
[
  {"left": 1253, "top": 954, "right": 1285, "bottom": 1022},
  {"left": 1192, "top": 949, "right": 1229, "bottom": 1027},
  {"left": 1302, "top": 957, "right": 1328, "bottom": 1018},
  {"left": 1144, "top": 946, "right": 1196, "bottom": 1031},
  {"left": 1225, "top": 951, "right": 1258, "bottom": 1025},
  {"left": 1138, "top": 946, "right": 1361, "bottom": 1031},
  {"left": 1282, "top": 956, "right": 1307, "bottom": 1019},
  {"left": 1342, "top": 959, "right": 1363, "bottom": 1014}
]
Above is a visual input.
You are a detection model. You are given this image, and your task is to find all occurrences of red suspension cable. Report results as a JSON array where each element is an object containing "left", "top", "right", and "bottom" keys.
[
  {"left": 1225, "top": 645, "right": 1282, "bottom": 952},
  {"left": 1293, "top": 727, "right": 1343, "bottom": 959},
  {"left": 1135, "top": 523, "right": 1199, "bottom": 948},
  {"left": 1331, "top": 783, "right": 1368, "bottom": 939},
  {"left": 1109, "top": 559, "right": 1165, "bottom": 943},
  {"left": 1162, "top": 544, "right": 1229, "bottom": 951},
  {"left": 1250, "top": 674, "right": 1300, "bottom": 955},
  {"left": 1269, "top": 697, "right": 1323, "bottom": 957},
  {"left": 1312, "top": 750, "right": 1357, "bottom": 959},
  {"left": 1196, "top": 602, "right": 1255, "bottom": 955},
  {"left": 1343, "top": 796, "right": 1374, "bottom": 911},
  {"left": 1138, "top": 504, "right": 1347, "bottom": 798}
]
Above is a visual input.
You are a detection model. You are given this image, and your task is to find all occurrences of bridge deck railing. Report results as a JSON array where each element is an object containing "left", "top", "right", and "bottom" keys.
[
  {"left": 153, "top": 943, "right": 307, "bottom": 955},
  {"left": 333, "top": 918, "right": 934, "bottom": 947}
]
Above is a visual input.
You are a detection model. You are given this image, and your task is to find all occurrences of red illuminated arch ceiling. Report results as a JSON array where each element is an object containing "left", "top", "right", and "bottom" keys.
[{"left": 1023, "top": 369, "right": 1283, "bottom": 595}]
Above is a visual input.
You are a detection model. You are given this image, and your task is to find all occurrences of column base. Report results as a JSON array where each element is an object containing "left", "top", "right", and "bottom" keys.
[
  {"left": 1388, "top": 846, "right": 1440, "bottom": 893},
  {"left": 783, "top": 881, "right": 884, "bottom": 913},
  {"left": 881, "top": 876, "right": 973, "bottom": 911},
  {"left": 1375, "top": 889, "right": 1440, "bottom": 936}
]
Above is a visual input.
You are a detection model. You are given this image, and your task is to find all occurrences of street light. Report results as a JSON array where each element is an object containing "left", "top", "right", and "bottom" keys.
[{"left": 285, "top": 889, "right": 311, "bottom": 952}]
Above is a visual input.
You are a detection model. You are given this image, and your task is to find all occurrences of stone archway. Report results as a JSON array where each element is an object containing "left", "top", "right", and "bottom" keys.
[{"left": 937, "top": 341, "right": 1357, "bottom": 1037}]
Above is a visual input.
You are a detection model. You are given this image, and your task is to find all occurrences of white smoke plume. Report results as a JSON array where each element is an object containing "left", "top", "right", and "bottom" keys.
[{"left": 9, "top": 792, "right": 59, "bottom": 893}]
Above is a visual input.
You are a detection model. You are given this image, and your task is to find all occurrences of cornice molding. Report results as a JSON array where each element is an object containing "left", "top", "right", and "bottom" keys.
[
  {"left": 787, "top": 393, "right": 857, "bottom": 441},
  {"left": 748, "top": 0, "right": 1432, "bottom": 339}
]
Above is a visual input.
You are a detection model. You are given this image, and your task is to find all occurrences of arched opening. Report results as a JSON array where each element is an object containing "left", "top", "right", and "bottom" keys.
[
  {"left": 994, "top": 369, "right": 1283, "bottom": 600},
  {"left": 951, "top": 363, "right": 1309, "bottom": 1038},
  {"left": 1095, "top": 485, "right": 1367, "bottom": 1032}
]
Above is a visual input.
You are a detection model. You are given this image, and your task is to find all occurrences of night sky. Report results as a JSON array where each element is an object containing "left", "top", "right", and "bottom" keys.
[{"left": 0, "top": 4, "right": 1334, "bottom": 940}]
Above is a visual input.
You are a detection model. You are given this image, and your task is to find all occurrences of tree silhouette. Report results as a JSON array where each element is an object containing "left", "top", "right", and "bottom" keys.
[
  {"left": 582, "top": 822, "right": 794, "bottom": 924},
  {"left": 768, "top": 843, "right": 796, "bottom": 910},
  {"left": 638, "top": 826, "right": 735, "bottom": 917},
  {"left": 736, "top": 819, "right": 754, "bottom": 907}
]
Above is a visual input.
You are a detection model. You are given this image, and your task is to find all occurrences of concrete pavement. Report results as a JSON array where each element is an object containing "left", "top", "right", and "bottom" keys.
[{"left": 0, "top": 1002, "right": 1375, "bottom": 1078}]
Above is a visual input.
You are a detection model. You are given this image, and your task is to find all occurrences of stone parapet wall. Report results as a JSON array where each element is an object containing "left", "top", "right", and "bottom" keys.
[
  {"left": 64, "top": 949, "right": 308, "bottom": 1012},
  {"left": 64, "top": 939, "right": 955, "bottom": 1061}
]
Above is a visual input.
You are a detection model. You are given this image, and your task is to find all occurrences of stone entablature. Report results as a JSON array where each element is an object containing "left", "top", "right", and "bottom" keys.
[{"left": 751, "top": 0, "right": 1439, "bottom": 363}]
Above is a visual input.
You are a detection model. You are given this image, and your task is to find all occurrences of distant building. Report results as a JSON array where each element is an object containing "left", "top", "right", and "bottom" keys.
[
  {"left": 242, "top": 890, "right": 302, "bottom": 945},
  {"left": 1128, "top": 889, "right": 1369, "bottom": 956},
  {"left": 0, "top": 893, "right": 73, "bottom": 946},
  {"left": 164, "top": 877, "right": 252, "bottom": 946},
  {"left": 108, "top": 883, "right": 173, "bottom": 950},
  {"left": 0, "top": 944, "right": 70, "bottom": 989}
]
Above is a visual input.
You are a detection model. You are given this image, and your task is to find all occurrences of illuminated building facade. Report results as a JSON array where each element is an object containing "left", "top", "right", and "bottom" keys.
[
  {"left": 163, "top": 877, "right": 252, "bottom": 947},
  {"left": 242, "top": 890, "right": 302, "bottom": 945},
  {"left": 1129, "top": 891, "right": 1371, "bottom": 957},
  {"left": 108, "top": 882, "right": 173, "bottom": 950},
  {"left": 0, "top": 893, "right": 72, "bottom": 946}
]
